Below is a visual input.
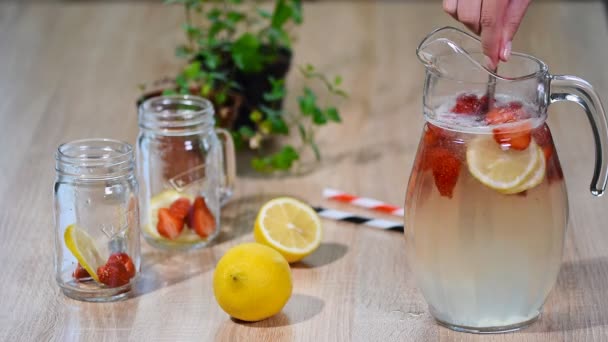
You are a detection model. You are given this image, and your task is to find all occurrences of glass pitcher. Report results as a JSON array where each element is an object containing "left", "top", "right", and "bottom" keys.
[{"left": 405, "top": 27, "right": 608, "bottom": 333}]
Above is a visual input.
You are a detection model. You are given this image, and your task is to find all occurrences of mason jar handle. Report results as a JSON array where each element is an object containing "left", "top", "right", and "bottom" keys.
[
  {"left": 550, "top": 74, "right": 608, "bottom": 196},
  {"left": 215, "top": 128, "right": 236, "bottom": 204}
]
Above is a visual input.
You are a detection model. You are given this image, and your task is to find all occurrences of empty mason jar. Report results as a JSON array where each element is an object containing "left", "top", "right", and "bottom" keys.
[
  {"left": 137, "top": 95, "right": 236, "bottom": 251},
  {"left": 53, "top": 139, "right": 140, "bottom": 302}
]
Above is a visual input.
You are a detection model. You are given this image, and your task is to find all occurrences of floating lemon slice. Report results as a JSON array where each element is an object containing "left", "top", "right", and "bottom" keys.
[
  {"left": 143, "top": 189, "right": 201, "bottom": 243},
  {"left": 64, "top": 224, "right": 104, "bottom": 282},
  {"left": 499, "top": 145, "right": 546, "bottom": 194},
  {"left": 467, "top": 136, "right": 542, "bottom": 193},
  {"left": 254, "top": 197, "right": 322, "bottom": 263}
]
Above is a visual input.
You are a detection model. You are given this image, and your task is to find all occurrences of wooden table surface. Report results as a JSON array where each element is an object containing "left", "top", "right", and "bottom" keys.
[{"left": 2, "top": 1, "right": 608, "bottom": 341}]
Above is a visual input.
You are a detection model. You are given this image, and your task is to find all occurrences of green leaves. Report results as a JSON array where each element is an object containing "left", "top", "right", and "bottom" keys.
[
  {"left": 298, "top": 87, "right": 316, "bottom": 115},
  {"left": 299, "top": 65, "right": 349, "bottom": 99},
  {"left": 231, "top": 33, "right": 264, "bottom": 73},
  {"left": 226, "top": 11, "right": 245, "bottom": 25},
  {"left": 183, "top": 61, "right": 201, "bottom": 80},
  {"left": 162, "top": 0, "right": 348, "bottom": 174},
  {"left": 297, "top": 87, "right": 341, "bottom": 125},
  {"left": 162, "top": 89, "right": 178, "bottom": 96},
  {"left": 271, "top": 0, "right": 302, "bottom": 28},
  {"left": 257, "top": 8, "right": 272, "bottom": 19},
  {"left": 175, "top": 45, "right": 193, "bottom": 58},
  {"left": 251, "top": 145, "right": 300, "bottom": 173},
  {"left": 263, "top": 77, "right": 286, "bottom": 102},
  {"left": 325, "top": 107, "right": 341, "bottom": 122},
  {"left": 266, "top": 0, "right": 302, "bottom": 47},
  {"left": 260, "top": 105, "right": 288, "bottom": 134}
]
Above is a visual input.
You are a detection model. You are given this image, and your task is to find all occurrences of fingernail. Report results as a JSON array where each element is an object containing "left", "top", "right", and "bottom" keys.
[
  {"left": 484, "top": 55, "right": 496, "bottom": 70},
  {"left": 501, "top": 41, "right": 512, "bottom": 61}
]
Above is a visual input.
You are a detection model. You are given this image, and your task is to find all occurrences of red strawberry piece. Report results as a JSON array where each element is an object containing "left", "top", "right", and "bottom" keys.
[
  {"left": 504, "top": 101, "right": 523, "bottom": 111},
  {"left": 547, "top": 159, "right": 565, "bottom": 183},
  {"left": 107, "top": 253, "right": 136, "bottom": 279},
  {"left": 157, "top": 208, "right": 184, "bottom": 240},
  {"left": 492, "top": 122, "right": 532, "bottom": 151},
  {"left": 451, "top": 94, "right": 482, "bottom": 114},
  {"left": 191, "top": 196, "right": 216, "bottom": 238},
  {"left": 72, "top": 263, "right": 90, "bottom": 280},
  {"left": 542, "top": 146, "right": 553, "bottom": 163},
  {"left": 428, "top": 148, "right": 461, "bottom": 198},
  {"left": 169, "top": 197, "right": 191, "bottom": 221},
  {"left": 187, "top": 205, "right": 195, "bottom": 229},
  {"left": 532, "top": 124, "right": 552, "bottom": 147},
  {"left": 423, "top": 126, "right": 439, "bottom": 147},
  {"left": 97, "top": 262, "right": 131, "bottom": 288},
  {"left": 427, "top": 124, "right": 457, "bottom": 146},
  {"left": 478, "top": 95, "right": 497, "bottom": 113},
  {"left": 485, "top": 107, "right": 519, "bottom": 125},
  {"left": 485, "top": 101, "right": 529, "bottom": 125}
]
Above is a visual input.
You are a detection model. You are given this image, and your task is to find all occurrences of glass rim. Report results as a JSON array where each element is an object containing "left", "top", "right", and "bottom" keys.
[
  {"left": 138, "top": 95, "right": 215, "bottom": 131},
  {"left": 55, "top": 138, "right": 134, "bottom": 177}
]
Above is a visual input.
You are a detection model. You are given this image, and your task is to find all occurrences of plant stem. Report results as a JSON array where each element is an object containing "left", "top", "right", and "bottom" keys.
[{"left": 185, "top": 5, "right": 194, "bottom": 50}]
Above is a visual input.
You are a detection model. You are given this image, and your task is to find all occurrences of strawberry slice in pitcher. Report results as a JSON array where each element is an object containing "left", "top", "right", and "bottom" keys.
[
  {"left": 427, "top": 147, "right": 461, "bottom": 198},
  {"left": 451, "top": 94, "right": 483, "bottom": 114},
  {"left": 492, "top": 123, "right": 532, "bottom": 151}
]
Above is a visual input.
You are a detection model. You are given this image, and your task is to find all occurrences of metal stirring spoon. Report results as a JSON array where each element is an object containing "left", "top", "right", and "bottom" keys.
[{"left": 484, "top": 66, "right": 498, "bottom": 112}]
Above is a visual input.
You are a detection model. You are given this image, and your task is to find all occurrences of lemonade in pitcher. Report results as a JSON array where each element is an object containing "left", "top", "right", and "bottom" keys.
[
  {"left": 405, "top": 27, "right": 608, "bottom": 333},
  {"left": 406, "top": 94, "right": 567, "bottom": 330}
]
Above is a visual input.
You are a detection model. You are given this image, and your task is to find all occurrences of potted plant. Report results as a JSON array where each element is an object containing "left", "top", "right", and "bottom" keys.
[{"left": 140, "top": 0, "right": 347, "bottom": 173}]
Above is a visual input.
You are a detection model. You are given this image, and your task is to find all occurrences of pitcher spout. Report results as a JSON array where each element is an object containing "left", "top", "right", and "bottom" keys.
[{"left": 416, "top": 27, "right": 498, "bottom": 82}]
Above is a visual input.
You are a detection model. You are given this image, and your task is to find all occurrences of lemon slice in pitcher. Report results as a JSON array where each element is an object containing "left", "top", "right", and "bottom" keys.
[
  {"left": 467, "top": 136, "right": 541, "bottom": 193},
  {"left": 254, "top": 197, "right": 322, "bottom": 263},
  {"left": 64, "top": 224, "right": 105, "bottom": 282},
  {"left": 499, "top": 145, "right": 546, "bottom": 194}
]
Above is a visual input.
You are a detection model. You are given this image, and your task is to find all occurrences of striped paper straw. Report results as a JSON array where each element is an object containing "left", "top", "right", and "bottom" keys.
[
  {"left": 312, "top": 206, "right": 404, "bottom": 232},
  {"left": 323, "top": 188, "right": 404, "bottom": 217}
]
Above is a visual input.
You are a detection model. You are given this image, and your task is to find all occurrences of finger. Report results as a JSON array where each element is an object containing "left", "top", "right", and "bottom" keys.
[
  {"left": 480, "top": 0, "right": 509, "bottom": 69},
  {"left": 443, "top": 0, "right": 458, "bottom": 19},
  {"left": 457, "top": 0, "right": 482, "bottom": 35},
  {"left": 501, "top": 0, "right": 532, "bottom": 61}
]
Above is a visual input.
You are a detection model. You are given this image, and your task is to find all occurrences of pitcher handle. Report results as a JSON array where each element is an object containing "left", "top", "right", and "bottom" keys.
[
  {"left": 215, "top": 128, "right": 237, "bottom": 204},
  {"left": 550, "top": 75, "right": 608, "bottom": 196}
]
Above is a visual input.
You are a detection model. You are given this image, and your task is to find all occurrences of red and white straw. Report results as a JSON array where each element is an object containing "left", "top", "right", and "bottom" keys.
[{"left": 322, "top": 188, "right": 404, "bottom": 217}]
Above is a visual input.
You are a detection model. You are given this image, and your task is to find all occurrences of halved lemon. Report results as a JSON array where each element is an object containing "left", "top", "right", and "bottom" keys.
[
  {"left": 64, "top": 224, "right": 105, "bottom": 282},
  {"left": 467, "top": 136, "right": 542, "bottom": 193},
  {"left": 254, "top": 197, "right": 322, "bottom": 263},
  {"left": 143, "top": 189, "right": 201, "bottom": 243}
]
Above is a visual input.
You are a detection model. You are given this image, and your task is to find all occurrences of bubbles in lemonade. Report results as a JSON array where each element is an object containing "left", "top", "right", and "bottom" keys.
[{"left": 405, "top": 93, "right": 567, "bottom": 331}]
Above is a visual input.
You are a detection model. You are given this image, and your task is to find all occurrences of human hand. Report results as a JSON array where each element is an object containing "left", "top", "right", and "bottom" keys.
[{"left": 442, "top": 0, "right": 532, "bottom": 69}]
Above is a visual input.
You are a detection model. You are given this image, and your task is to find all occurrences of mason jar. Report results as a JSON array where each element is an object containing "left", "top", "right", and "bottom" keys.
[
  {"left": 137, "top": 95, "right": 236, "bottom": 251},
  {"left": 53, "top": 139, "right": 140, "bottom": 302}
]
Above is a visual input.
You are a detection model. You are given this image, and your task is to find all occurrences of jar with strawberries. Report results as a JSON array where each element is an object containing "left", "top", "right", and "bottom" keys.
[
  {"left": 137, "top": 95, "right": 236, "bottom": 250},
  {"left": 53, "top": 139, "right": 140, "bottom": 302}
]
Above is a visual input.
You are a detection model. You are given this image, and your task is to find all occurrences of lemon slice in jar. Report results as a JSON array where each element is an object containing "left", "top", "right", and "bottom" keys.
[
  {"left": 254, "top": 197, "right": 322, "bottom": 263},
  {"left": 64, "top": 224, "right": 105, "bottom": 282},
  {"left": 466, "top": 136, "right": 543, "bottom": 193}
]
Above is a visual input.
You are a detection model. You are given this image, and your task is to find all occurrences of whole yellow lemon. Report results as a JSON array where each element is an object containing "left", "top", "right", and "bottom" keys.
[{"left": 213, "top": 243, "right": 293, "bottom": 322}]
